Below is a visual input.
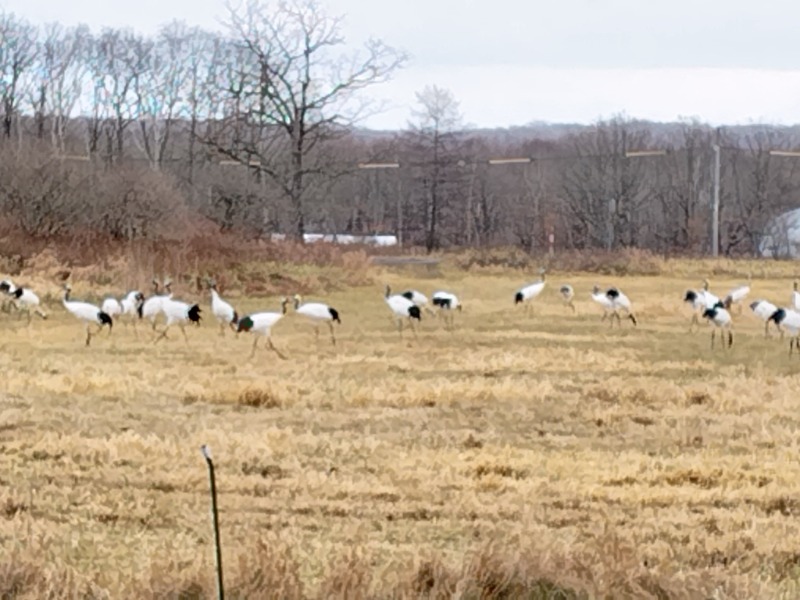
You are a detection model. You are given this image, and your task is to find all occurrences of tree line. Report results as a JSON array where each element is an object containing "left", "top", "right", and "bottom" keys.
[{"left": 1, "top": 1, "right": 799, "bottom": 257}]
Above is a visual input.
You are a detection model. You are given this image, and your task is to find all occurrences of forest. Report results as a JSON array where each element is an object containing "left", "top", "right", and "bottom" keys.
[{"left": 1, "top": 1, "right": 800, "bottom": 257}]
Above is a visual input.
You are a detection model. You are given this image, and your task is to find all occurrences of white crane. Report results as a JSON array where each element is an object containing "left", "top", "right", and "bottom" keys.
[
  {"left": 591, "top": 285, "right": 616, "bottom": 322},
  {"left": 591, "top": 285, "right": 637, "bottom": 326},
  {"left": 723, "top": 276, "right": 751, "bottom": 314},
  {"left": 62, "top": 284, "right": 113, "bottom": 346},
  {"left": 120, "top": 290, "right": 144, "bottom": 317},
  {"left": 0, "top": 280, "right": 47, "bottom": 323},
  {"left": 400, "top": 289, "right": 436, "bottom": 316},
  {"left": 514, "top": 268, "right": 546, "bottom": 314},
  {"left": 791, "top": 281, "right": 800, "bottom": 311},
  {"left": 142, "top": 278, "right": 172, "bottom": 331},
  {"left": 120, "top": 290, "right": 145, "bottom": 321},
  {"left": 701, "top": 279, "right": 722, "bottom": 310},
  {"left": 384, "top": 285, "right": 421, "bottom": 337},
  {"left": 236, "top": 297, "right": 291, "bottom": 359},
  {"left": 683, "top": 289, "right": 719, "bottom": 332},
  {"left": 208, "top": 278, "right": 238, "bottom": 335},
  {"left": 431, "top": 290, "right": 461, "bottom": 329},
  {"left": 153, "top": 296, "right": 201, "bottom": 344},
  {"left": 101, "top": 297, "right": 122, "bottom": 319},
  {"left": 559, "top": 284, "right": 576, "bottom": 313},
  {"left": 111, "top": 290, "right": 146, "bottom": 336},
  {"left": 769, "top": 308, "right": 800, "bottom": 355},
  {"left": 702, "top": 305, "right": 733, "bottom": 350},
  {"left": 749, "top": 299, "right": 782, "bottom": 338},
  {"left": 607, "top": 287, "right": 637, "bottom": 326},
  {"left": 0, "top": 279, "right": 14, "bottom": 313},
  {"left": 292, "top": 294, "right": 341, "bottom": 346}
]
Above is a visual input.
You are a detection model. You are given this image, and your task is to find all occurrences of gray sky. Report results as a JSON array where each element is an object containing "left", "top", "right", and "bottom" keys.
[{"left": 3, "top": 0, "right": 800, "bottom": 129}]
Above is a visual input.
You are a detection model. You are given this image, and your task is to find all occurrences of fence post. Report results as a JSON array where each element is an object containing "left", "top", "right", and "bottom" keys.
[{"left": 201, "top": 445, "right": 224, "bottom": 600}]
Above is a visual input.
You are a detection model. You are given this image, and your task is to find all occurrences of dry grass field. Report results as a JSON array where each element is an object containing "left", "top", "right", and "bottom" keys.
[{"left": 3, "top": 252, "right": 800, "bottom": 598}]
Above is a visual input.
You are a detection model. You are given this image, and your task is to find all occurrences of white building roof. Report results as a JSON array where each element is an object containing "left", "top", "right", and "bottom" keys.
[{"left": 760, "top": 207, "right": 800, "bottom": 258}]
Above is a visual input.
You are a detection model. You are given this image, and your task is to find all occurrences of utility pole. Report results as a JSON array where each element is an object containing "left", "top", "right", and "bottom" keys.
[{"left": 712, "top": 143, "right": 721, "bottom": 257}]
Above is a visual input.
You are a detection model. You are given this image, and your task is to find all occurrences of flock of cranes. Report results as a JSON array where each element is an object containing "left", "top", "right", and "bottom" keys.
[
  {"left": 681, "top": 276, "right": 800, "bottom": 353},
  {"left": 1, "top": 267, "right": 799, "bottom": 356},
  {"left": 0, "top": 274, "right": 466, "bottom": 354}
]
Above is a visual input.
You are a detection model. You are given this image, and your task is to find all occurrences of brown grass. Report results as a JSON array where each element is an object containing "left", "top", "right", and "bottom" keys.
[{"left": 0, "top": 254, "right": 800, "bottom": 597}]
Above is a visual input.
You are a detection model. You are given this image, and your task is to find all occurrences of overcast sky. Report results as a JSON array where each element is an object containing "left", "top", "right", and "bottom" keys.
[{"left": 2, "top": 0, "right": 800, "bottom": 129}]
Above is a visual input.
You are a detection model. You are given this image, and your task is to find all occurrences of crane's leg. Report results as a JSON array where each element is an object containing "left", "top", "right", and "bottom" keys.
[
  {"left": 410, "top": 318, "right": 418, "bottom": 339},
  {"left": 249, "top": 336, "right": 259, "bottom": 358},
  {"left": 267, "top": 338, "right": 288, "bottom": 360},
  {"left": 764, "top": 320, "right": 770, "bottom": 339},
  {"left": 328, "top": 322, "right": 336, "bottom": 346},
  {"left": 180, "top": 324, "right": 189, "bottom": 344},
  {"left": 727, "top": 329, "right": 733, "bottom": 349},
  {"left": 710, "top": 329, "right": 715, "bottom": 350},
  {"left": 219, "top": 321, "right": 225, "bottom": 337},
  {"left": 397, "top": 318, "right": 404, "bottom": 338},
  {"left": 569, "top": 301, "right": 576, "bottom": 314},
  {"left": 154, "top": 326, "right": 170, "bottom": 344},
  {"left": 689, "top": 313, "right": 698, "bottom": 333},
  {"left": 314, "top": 325, "right": 320, "bottom": 343}
]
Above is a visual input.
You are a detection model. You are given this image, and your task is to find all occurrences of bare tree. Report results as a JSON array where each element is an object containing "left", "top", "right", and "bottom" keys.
[
  {"left": 649, "top": 121, "right": 714, "bottom": 252},
  {"left": 404, "top": 85, "right": 463, "bottom": 251},
  {"left": 726, "top": 128, "right": 800, "bottom": 255},
  {"left": 0, "top": 13, "right": 37, "bottom": 141},
  {"left": 87, "top": 29, "right": 149, "bottom": 163},
  {"left": 181, "top": 26, "right": 217, "bottom": 191},
  {"left": 132, "top": 21, "right": 196, "bottom": 170},
  {"left": 201, "top": 0, "right": 406, "bottom": 240},
  {"left": 561, "top": 117, "right": 654, "bottom": 250},
  {"left": 27, "top": 23, "right": 88, "bottom": 152}
]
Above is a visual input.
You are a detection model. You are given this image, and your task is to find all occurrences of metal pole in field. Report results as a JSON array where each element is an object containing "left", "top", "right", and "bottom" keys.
[
  {"left": 201, "top": 445, "right": 224, "bottom": 600},
  {"left": 712, "top": 144, "right": 721, "bottom": 258}
]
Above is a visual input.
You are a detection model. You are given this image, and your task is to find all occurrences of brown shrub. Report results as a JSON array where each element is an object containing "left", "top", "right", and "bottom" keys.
[
  {"left": 227, "top": 538, "right": 304, "bottom": 599},
  {"left": 448, "top": 247, "right": 667, "bottom": 276},
  {"left": 238, "top": 388, "right": 283, "bottom": 409},
  {"left": 316, "top": 547, "right": 372, "bottom": 600}
]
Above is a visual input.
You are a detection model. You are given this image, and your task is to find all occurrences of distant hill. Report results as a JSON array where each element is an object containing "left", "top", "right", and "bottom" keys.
[{"left": 353, "top": 119, "right": 800, "bottom": 148}]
